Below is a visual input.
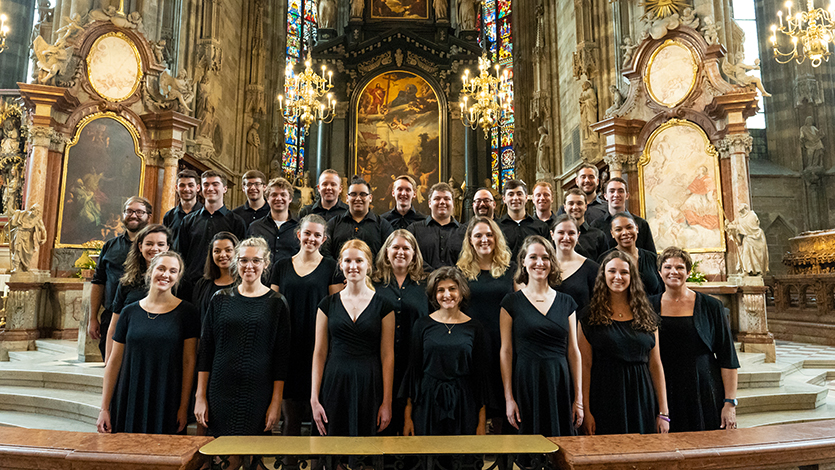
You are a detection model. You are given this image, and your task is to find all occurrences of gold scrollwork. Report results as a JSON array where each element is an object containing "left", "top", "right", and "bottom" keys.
[
  {"left": 86, "top": 31, "right": 143, "bottom": 102},
  {"left": 643, "top": 39, "right": 699, "bottom": 108}
]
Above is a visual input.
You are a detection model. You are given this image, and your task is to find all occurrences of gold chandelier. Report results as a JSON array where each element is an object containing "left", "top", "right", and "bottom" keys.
[
  {"left": 0, "top": 13, "right": 9, "bottom": 54},
  {"left": 279, "top": 51, "right": 336, "bottom": 134},
  {"left": 770, "top": 0, "right": 835, "bottom": 67},
  {"left": 459, "top": 52, "right": 511, "bottom": 137}
]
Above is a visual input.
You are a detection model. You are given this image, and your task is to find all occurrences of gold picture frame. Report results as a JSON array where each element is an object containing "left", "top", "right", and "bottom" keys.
[
  {"left": 643, "top": 39, "right": 699, "bottom": 108},
  {"left": 86, "top": 31, "right": 143, "bottom": 102}
]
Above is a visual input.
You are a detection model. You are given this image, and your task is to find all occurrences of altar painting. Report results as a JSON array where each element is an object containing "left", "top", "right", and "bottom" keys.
[
  {"left": 371, "top": 0, "right": 429, "bottom": 19},
  {"left": 355, "top": 71, "right": 440, "bottom": 214},
  {"left": 639, "top": 119, "right": 725, "bottom": 253}
]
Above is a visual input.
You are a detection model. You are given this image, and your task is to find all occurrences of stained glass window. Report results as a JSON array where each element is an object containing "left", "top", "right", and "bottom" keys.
[{"left": 283, "top": 0, "right": 317, "bottom": 178}]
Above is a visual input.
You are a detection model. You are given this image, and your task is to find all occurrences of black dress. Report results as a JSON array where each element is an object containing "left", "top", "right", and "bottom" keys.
[
  {"left": 580, "top": 309, "right": 658, "bottom": 435},
  {"left": 191, "top": 278, "right": 235, "bottom": 329},
  {"left": 271, "top": 257, "right": 342, "bottom": 401},
  {"left": 501, "top": 291, "right": 578, "bottom": 437},
  {"left": 318, "top": 293, "right": 395, "bottom": 436},
  {"left": 197, "top": 289, "right": 291, "bottom": 437},
  {"left": 405, "top": 316, "right": 488, "bottom": 435},
  {"left": 556, "top": 259, "right": 598, "bottom": 313},
  {"left": 111, "top": 301, "right": 200, "bottom": 434},
  {"left": 112, "top": 283, "right": 148, "bottom": 315},
  {"left": 598, "top": 248, "right": 664, "bottom": 296}
]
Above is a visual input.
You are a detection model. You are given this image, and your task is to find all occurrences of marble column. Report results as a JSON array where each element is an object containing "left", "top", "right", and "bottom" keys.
[
  {"left": 720, "top": 133, "right": 754, "bottom": 216},
  {"left": 160, "top": 150, "right": 184, "bottom": 216}
]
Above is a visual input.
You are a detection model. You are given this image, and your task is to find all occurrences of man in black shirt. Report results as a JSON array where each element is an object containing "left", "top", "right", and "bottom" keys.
[
  {"left": 408, "top": 182, "right": 467, "bottom": 270},
  {"left": 299, "top": 169, "right": 348, "bottom": 221},
  {"left": 472, "top": 187, "right": 497, "bottom": 219},
  {"left": 162, "top": 169, "right": 202, "bottom": 246},
  {"left": 179, "top": 170, "right": 247, "bottom": 285},
  {"left": 563, "top": 188, "right": 608, "bottom": 261},
  {"left": 498, "top": 179, "right": 550, "bottom": 260},
  {"left": 557, "top": 163, "right": 608, "bottom": 225},
  {"left": 533, "top": 180, "right": 557, "bottom": 227},
  {"left": 88, "top": 196, "right": 151, "bottom": 360},
  {"left": 247, "top": 177, "right": 299, "bottom": 266},
  {"left": 592, "top": 177, "right": 657, "bottom": 253},
  {"left": 232, "top": 170, "right": 270, "bottom": 227},
  {"left": 322, "top": 175, "right": 393, "bottom": 259},
  {"left": 381, "top": 175, "right": 425, "bottom": 230}
]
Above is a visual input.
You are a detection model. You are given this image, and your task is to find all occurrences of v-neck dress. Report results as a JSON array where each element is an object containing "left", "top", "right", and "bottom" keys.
[
  {"left": 317, "top": 292, "right": 395, "bottom": 436},
  {"left": 501, "top": 290, "right": 578, "bottom": 436}
]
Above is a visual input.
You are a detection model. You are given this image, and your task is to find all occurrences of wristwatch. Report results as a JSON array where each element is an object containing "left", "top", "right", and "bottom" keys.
[{"left": 724, "top": 398, "right": 738, "bottom": 406}]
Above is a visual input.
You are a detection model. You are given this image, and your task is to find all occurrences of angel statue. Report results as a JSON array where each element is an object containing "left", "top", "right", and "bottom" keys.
[
  {"left": 148, "top": 69, "right": 195, "bottom": 112},
  {"left": 32, "top": 36, "right": 74, "bottom": 85},
  {"left": 722, "top": 52, "right": 772, "bottom": 97},
  {"left": 53, "top": 14, "right": 84, "bottom": 47}
]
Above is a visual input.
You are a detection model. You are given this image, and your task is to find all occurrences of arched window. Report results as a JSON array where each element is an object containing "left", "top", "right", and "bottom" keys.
[{"left": 283, "top": 0, "right": 318, "bottom": 177}]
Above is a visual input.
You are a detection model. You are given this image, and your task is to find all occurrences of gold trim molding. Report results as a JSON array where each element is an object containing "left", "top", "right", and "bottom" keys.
[
  {"left": 86, "top": 31, "right": 143, "bottom": 102},
  {"left": 643, "top": 39, "right": 699, "bottom": 108}
]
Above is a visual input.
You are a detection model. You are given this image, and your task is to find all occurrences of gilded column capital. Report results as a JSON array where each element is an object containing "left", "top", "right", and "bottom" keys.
[
  {"left": 49, "top": 132, "right": 71, "bottom": 153},
  {"left": 603, "top": 153, "right": 635, "bottom": 172},
  {"left": 28, "top": 126, "right": 53, "bottom": 148}
]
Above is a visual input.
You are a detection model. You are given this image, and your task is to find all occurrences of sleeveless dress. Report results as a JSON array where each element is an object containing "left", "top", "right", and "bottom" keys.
[
  {"left": 501, "top": 290, "right": 578, "bottom": 436},
  {"left": 317, "top": 293, "right": 394, "bottom": 436}
]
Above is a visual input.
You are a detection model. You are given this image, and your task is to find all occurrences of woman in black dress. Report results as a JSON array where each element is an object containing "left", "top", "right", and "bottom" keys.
[
  {"left": 456, "top": 216, "right": 514, "bottom": 431},
  {"left": 597, "top": 212, "right": 664, "bottom": 296},
  {"left": 404, "top": 266, "right": 488, "bottom": 435},
  {"left": 579, "top": 250, "right": 670, "bottom": 435},
  {"left": 105, "top": 224, "right": 171, "bottom": 361},
  {"left": 372, "top": 229, "right": 428, "bottom": 435},
  {"left": 311, "top": 239, "right": 395, "bottom": 436},
  {"left": 500, "top": 236, "right": 582, "bottom": 436},
  {"left": 270, "top": 214, "right": 343, "bottom": 437},
  {"left": 551, "top": 215, "right": 599, "bottom": 312},
  {"left": 192, "top": 232, "right": 238, "bottom": 327},
  {"left": 97, "top": 252, "right": 198, "bottom": 434},
  {"left": 651, "top": 246, "right": 739, "bottom": 432}
]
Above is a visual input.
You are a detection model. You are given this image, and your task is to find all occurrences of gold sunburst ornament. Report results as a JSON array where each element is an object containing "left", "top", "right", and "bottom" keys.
[{"left": 641, "top": 0, "right": 689, "bottom": 20}]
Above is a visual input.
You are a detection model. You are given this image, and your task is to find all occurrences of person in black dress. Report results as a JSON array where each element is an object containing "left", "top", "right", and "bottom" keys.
[
  {"left": 404, "top": 266, "right": 488, "bottom": 435},
  {"left": 551, "top": 215, "right": 599, "bottom": 312},
  {"left": 500, "top": 236, "right": 582, "bottom": 436},
  {"left": 597, "top": 212, "right": 664, "bottom": 296},
  {"left": 579, "top": 250, "right": 669, "bottom": 435},
  {"left": 651, "top": 246, "right": 739, "bottom": 432},
  {"left": 105, "top": 224, "right": 171, "bottom": 361},
  {"left": 191, "top": 232, "right": 238, "bottom": 327},
  {"left": 311, "top": 239, "right": 395, "bottom": 436},
  {"left": 456, "top": 216, "right": 514, "bottom": 432},
  {"left": 97, "top": 252, "right": 198, "bottom": 435},
  {"left": 270, "top": 214, "right": 344, "bottom": 438},
  {"left": 372, "top": 229, "right": 428, "bottom": 435}
]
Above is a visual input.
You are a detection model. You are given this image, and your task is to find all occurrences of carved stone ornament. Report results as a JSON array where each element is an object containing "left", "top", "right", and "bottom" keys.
[
  {"left": 407, "top": 52, "right": 439, "bottom": 74},
  {"left": 358, "top": 52, "right": 393, "bottom": 75},
  {"left": 603, "top": 153, "right": 636, "bottom": 171},
  {"left": 143, "top": 69, "right": 195, "bottom": 113},
  {"left": 186, "top": 138, "right": 216, "bottom": 161},
  {"left": 7, "top": 204, "right": 48, "bottom": 273},
  {"left": 720, "top": 133, "right": 754, "bottom": 157},
  {"left": 32, "top": 35, "right": 78, "bottom": 87},
  {"left": 722, "top": 52, "right": 772, "bottom": 97},
  {"left": 28, "top": 125, "right": 53, "bottom": 147},
  {"left": 88, "top": 8, "right": 145, "bottom": 33},
  {"left": 725, "top": 204, "right": 769, "bottom": 276}
]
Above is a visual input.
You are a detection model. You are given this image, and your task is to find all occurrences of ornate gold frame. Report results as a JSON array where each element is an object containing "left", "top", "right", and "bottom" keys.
[
  {"left": 55, "top": 112, "right": 146, "bottom": 248},
  {"left": 85, "top": 31, "right": 143, "bottom": 102},
  {"left": 643, "top": 39, "right": 699, "bottom": 108},
  {"left": 638, "top": 118, "right": 726, "bottom": 253},
  {"left": 369, "top": 0, "right": 430, "bottom": 20}
]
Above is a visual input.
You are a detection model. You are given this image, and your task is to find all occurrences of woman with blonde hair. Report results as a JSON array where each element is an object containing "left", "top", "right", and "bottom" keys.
[
  {"left": 456, "top": 216, "right": 514, "bottom": 432},
  {"left": 373, "top": 229, "right": 428, "bottom": 435},
  {"left": 311, "top": 239, "right": 395, "bottom": 436}
]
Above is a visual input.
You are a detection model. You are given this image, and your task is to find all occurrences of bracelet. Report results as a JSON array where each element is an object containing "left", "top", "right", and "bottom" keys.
[{"left": 658, "top": 414, "right": 670, "bottom": 422}]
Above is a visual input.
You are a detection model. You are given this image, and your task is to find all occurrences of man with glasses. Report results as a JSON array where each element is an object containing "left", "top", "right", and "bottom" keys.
[
  {"left": 233, "top": 170, "right": 270, "bottom": 228},
  {"left": 321, "top": 175, "right": 393, "bottom": 259},
  {"left": 247, "top": 177, "right": 299, "bottom": 266},
  {"left": 472, "top": 187, "right": 497, "bottom": 219},
  {"left": 163, "top": 169, "right": 202, "bottom": 246},
  {"left": 408, "top": 182, "right": 467, "bottom": 270},
  {"left": 382, "top": 175, "right": 426, "bottom": 230},
  {"left": 299, "top": 169, "right": 349, "bottom": 221},
  {"left": 88, "top": 196, "right": 152, "bottom": 361}
]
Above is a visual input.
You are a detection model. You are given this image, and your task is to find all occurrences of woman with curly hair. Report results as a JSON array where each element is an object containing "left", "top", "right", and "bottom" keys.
[
  {"left": 456, "top": 216, "right": 514, "bottom": 431},
  {"left": 597, "top": 212, "right": 664, "bottom": 296},
  {"left": 373, "top": 229, "right": 428, "bottom": 435},
  {"left": 579, "top": 250, "right": 669, "bottom": 435}
]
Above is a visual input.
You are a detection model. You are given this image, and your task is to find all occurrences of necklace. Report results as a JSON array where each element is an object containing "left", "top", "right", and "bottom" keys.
[
  {"left": 443, "top": 322, "right": 455, "bottom": 334},
  {"left": 146, "top": 311, "right": 162, "bottom": 320}
]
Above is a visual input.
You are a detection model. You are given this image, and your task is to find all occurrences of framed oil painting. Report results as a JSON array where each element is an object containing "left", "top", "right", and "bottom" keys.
[
  {"left": 371, "top": 0, "right": 429, "bottom": 20},
  {"left": 354, "top": 71, "right": 440, "bottom": 214},
  {"left": 56, "top": 113, "right": 145, "bottom": 247},
  {"left": 638, "top": 119, "right": 726, "bottom": 253}
]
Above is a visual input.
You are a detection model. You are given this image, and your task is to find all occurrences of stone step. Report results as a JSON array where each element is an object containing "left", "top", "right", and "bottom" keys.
[
  {"left": 737, "top": 350, "right": 767, "bottom": 368},
  {"left": 737, "top": 383, "right": 828, "bottom": 414},
  {"left": 7, "top": 350, "right": 59, "bottom": 362},
  {"left": 0, "top": 409, "right": 96, "bottom": 432},
  {"left": 0, "top": 369, "right": 102, "bottom": 394},
  {"left": 34, "top": 339, "right": 77, "bottom": 356},
  {"left": 737, "top": 359, "right": 804, "bottom": 389},
  {"left": 0, "top": 385, "right": 101, "bottom": 424}
]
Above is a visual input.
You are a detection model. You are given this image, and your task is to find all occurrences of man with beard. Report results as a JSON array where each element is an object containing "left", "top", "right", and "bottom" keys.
[
  {"left": 408, "top": 182, "right": 466, "bottom": 270},
  {"left": 472, "top": 187, "right": 497, "bottom": 219},
  {"left": 87, "top": 196, "right": 151, "bottom": 361},
  {"left": 322, "top": 175, "right": 393, "bottom": 259},
  {"left": 382, "top": 175, "right": 425, "bottom": 230},
  {"left": 162, "top": 169, "right": 202, "bottom": 246},
  {"left": 557, "top": 163, "right": 607, "bottom": 225},
  {"left": 497, "top": 179, "right": 550, "bottom": 260},
  {"left": 299, "top": 169, "right": 349, "bottom": 221},
  {"left": 232, "top": 170, "right": 270, "bottom": 228},
  {"left": 563, "top": 188, "right": 608, "bottom": 261}
]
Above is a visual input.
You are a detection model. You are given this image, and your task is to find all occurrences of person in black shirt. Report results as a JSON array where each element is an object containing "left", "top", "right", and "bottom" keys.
[
  {"left": 178, "top": 170, "right": 247, "bottom": 286},
  {"left": 299, "top": 169, "right": 349, "bottom": 221},
  {"left": 563, "top": 188, "right": 608, "bottom": 262},
  {"left": 556, "top": 163, "right": 608, "bottom": 225},
  {"left": 592, "top": 177, "right": 657, "bottom": 253},
  {"left": 232, "top": 170, "right": 270, "bottom": 228},
  {"left": 163, "top": 170, "right": 202, "bottom": 247},
  {"left": 472, "top": 188, "right": 497, "bottom": 219},
  {"left": 497, "top": 179, "right": 549, "bottom": 260},
  {"left": 89, "top": 196, "right": 152, "bottom": 361},
  {"left": 321, "top": 175, "right": 393, "bottom": 260},
  {"left": 407, "top": 182, "right": 467, "bottom": 270},
  {"left": 381, "top": 175, "right": 426, "bottom": 230},
  {"left": 246, "top": 177, "right": 299, "bottom": 268},
  {"left": 533, "top": 181, "right": 557, "bottom": 227}
]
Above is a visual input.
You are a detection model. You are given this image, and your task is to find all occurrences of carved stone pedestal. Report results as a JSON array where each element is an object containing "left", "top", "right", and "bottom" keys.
[
  {"left": 1, "top": 272, "right": 50, "bottom": 351},
  {"left": 732, "top": 275, "right": 776, "bottom": 362},
  {"left": 77, "top": 282, "right": 102, "bottom": 362}
]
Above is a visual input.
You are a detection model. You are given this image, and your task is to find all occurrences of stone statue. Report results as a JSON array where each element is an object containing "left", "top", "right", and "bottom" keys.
[
  {"left": 8, "top": 204, "right": 47, "bottom": 274},
  {"left": 151, "top": 39, "right": 167, "bottom": 65},
  {"left": 3, "top": 166, "right": 21, "bottom": 214},
  {"left": 800, "top": 116, "right": 825, "bottom": 168},
  {"left": 681, "top": 7, "right": 699, "bottom": 29},
  {"left": 319, "top": 0, "right": 338, "bottom": 29},
  {"left": 725, "top": 204, "right": 769, "bottom": 276},
  {"left": 53, "top": 14, "right": 84, "bottom": 47},
  {"left": 148, "top": 69, "right": 195, "bottom": 113},
  {"left": 701, "top": 16, "right": 720, "bottom": 45},
  {"left": 434, "top": 0, "right": 448, "bottom": 19},
  {"left": 295, "top": 172, "right": 315, "bottom": 207},
  {"left": 458, "top": 0, "right": 477, "bottom": 30},
  {"left": 723, "top": 52, "right": 772, "bottom": 97},
  {"left": 449, "top": 177, "right": 463, "bottom": 220},
  {"left": 196, "top": 71, "right": 218, "bottom": 138},
  {"left": 1, "top": 119, "right": 20, "bottom": 155},
  {"left": 536, "top": 125, "right": 550, "bottom": 174},
  {"left": 350, "top": 0, "right": 364, "bottom": 18},
  {"left": 246, "top": 122, "right": 261, "bottom": 169},
  {"left": 621, "top": 37, "right": 638, "bottom": 68},
  {"left": 604, "top": 85, "right": 625, "bottom": 118},
  {"left": 579, "top": 80, "right": 598, "bottom": 143},
  {"left": 32, "top": 36, "right": 74, "bottom": 86},
  {"left": 269, "top": 156, "right": 282, "bottom": 180}
]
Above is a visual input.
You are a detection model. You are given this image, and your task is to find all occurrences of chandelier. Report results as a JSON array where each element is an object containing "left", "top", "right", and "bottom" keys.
[
  {"left": 459, "top": 52, "right": 511, "bottom": 137},
  {"left": 279, "top": 51, "right": 335, "bottom": 134},
  {"left": 0, "top": 13, "right": 8, "bottom": 54},
  {"left": 770, "top": 0, "right": 835, "bottom": 67}
]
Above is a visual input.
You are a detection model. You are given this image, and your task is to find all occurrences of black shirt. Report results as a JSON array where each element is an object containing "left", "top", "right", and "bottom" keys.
[
  {"left": 497, "top": 214, "right": 551, "bottom": 261},
  {"left": 537, "top": 212, "right": 557, "bottom": 230},
  {"left": 246, "top": 214, "right": 300, "bottom": 267},
  {"left": 299, "top": 199, "right": 349, "bottom": 222},
  {"left": 592, "top": 210, "right": 657, "bottom": 253},
  {"left": 382, "top": 207, "right": 427, "bottom": 231},
  {"left": 232, "top": 200, "right": 270, "bottom": 228},
  {"left": 557, "top": 194, "right": 608, "bottom": 226},
  {"left": 178, "top": 205, "right": 247, "bottom": 284},
  {"left": 407, "top": 217, "right": 467, "bottom": 270},
  {"left": 91, "top": 232, "right": 133, "bottom": 313},
  {"left": 163, "top": 202, "right": 203, "bottom": 247},
  {"left": 321, "top": 210, "right": 394, "bottom": 260},
  {"left": 575, "top": 221, "right": 609, "bottom": 262}
]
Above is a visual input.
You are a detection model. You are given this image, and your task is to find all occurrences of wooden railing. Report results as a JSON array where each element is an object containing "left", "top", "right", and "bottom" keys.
[{"left": 765, "top": 274, "right": 835, "bottom": 344}]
